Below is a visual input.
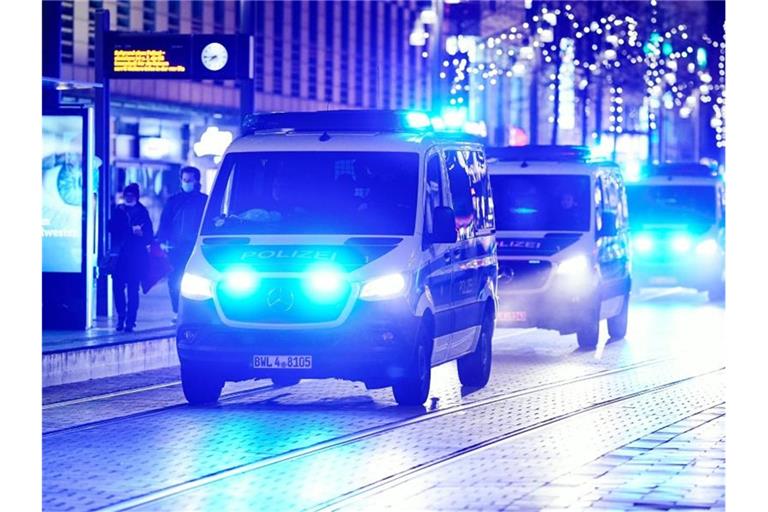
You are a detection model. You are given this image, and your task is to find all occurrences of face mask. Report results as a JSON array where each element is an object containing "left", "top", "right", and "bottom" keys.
[
  {"left": 181, "top": 182, "right": 195, "bottom": 193},
  {"left": 124, "top": 199, "right": 137, "bottom": 207}
]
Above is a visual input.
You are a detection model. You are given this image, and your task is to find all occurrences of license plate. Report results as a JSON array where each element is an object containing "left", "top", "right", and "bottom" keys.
[
  {"left": 498, "top": 311, "right": 527, "bottom": 322},
  {"left": 252, "top": 355, "right": 313, "bottom": 369},
  {"left": 649, "top": 276, "right": 678, "bottom": 285}
]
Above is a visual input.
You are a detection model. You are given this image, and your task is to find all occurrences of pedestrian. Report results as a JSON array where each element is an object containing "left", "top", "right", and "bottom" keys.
[
  {"left": 110, "top": 183, "right": 154, "bottom": 332},
  {"left": 156, "top": 166, "right": 208, "bottom": 321}
]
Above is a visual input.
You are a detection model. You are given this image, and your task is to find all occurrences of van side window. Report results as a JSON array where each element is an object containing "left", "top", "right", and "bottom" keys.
[
  {"left": 424, "top": 154, "right": 443, "bottom": 234},
  {"left": 470, "top": 150, "right": 494, "bottom": 232},
  {"left": 445, "top": 149, "right": 476, "bottom": 240}
]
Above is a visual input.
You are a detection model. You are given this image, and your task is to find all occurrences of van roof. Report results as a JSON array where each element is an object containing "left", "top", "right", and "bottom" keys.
[
  {"left": 226, "top": 130, "right": 482, "bottom": 154},
  {"left": 487, "top": 158, "right": 617, "bottom": 176},
  {"left": 486, "top": 145, "right": 595, "bottom": 162}
]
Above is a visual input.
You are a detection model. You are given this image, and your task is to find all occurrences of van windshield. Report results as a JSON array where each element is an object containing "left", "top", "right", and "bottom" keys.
[
  {"left": 202, "top": 151, "right": 419, "bottom": 235},
  {"left": 626, "top": 185, "right": 716, "bottom": 226},
  {"left": 491, "top": 174, "right": 591, "bottom": 231}
]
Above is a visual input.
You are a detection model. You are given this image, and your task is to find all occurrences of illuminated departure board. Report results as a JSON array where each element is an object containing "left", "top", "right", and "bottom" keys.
[
  {"left": 107, "top": 34, "right": 192, "bottom": 78},
  {"left": 106, "top": 33, "right": 251, "bottom": 80}
]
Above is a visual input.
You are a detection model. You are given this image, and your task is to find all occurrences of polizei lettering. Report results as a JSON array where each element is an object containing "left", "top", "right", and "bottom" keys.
[
  {"left": 240, "top": 249, "right": 338, "bottom": 261},
  {"left": 498, "top": 239, "right": 542, "bottom": 249}
]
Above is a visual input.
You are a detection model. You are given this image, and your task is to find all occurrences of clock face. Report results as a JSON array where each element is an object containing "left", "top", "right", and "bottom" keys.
[{"left": 201, "top": 42, "right": 229, "bottom": 72}]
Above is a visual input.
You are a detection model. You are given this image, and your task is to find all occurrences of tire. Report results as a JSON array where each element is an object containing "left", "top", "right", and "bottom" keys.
[
  {"left": 576, "top": 300, "right": 601, "bottom": 350},
  {"left": 180, "top": 364, "right": 224, "bottom": 405},
  {"left": 457, "top": 311, "right": 493, "bottom": 388},
  {"left": 271, "top": 376, "right": 301, "bottom": 387},
  {"left": 607, "top": 294, "right": 629, "bottom": 340},
  {"left": 392, "top": 326, "right": 432, "bottom": 406}
]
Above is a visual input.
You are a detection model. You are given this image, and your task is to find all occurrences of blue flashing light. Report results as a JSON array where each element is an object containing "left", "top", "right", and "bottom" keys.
[
  {"left": 696, "top": 238, "right": 719, "bottom": 256},
  {"left": 304, "top": 265, "right": 346, "bottom": 302},
  {"left": 662, "top": 41, "right": 673, "bottom": 56},
  {"left": 405, "top": 111, "right": 432, "bottom": 130},
  {"left": 633, "top": 234, "right": 653, "bottom": 253},
  {"left": 671, "top": 234, "right": 693, "bottom": 253},
  {"left": 513, "top": 207, "right": 538, "bottom": 215},
  {"left": 441, "top": 106, "right": 468, "bottom": 129},
  {"left": 223, "top": 267, "right": 260, "bottom": 295}
]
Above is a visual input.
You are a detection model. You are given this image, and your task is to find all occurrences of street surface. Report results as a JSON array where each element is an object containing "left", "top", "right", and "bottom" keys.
[{"left": 43, "top": 288, "right": 724, "bottom": 511}]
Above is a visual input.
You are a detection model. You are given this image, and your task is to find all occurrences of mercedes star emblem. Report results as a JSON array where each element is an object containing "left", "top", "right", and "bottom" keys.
[{"left": 266, "top": 287, "right": 295, "bottom": 312}]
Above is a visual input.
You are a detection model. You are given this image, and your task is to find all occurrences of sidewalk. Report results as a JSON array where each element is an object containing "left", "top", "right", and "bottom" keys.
[
  {"left": 525, "top": 404, "right": 726, "bottom": 511},
  {"left": 43, "top": 279, "right": 179, "bottom": 387},
  {"left": 43, "top": 278, "right": 176, "bottom": 353}
]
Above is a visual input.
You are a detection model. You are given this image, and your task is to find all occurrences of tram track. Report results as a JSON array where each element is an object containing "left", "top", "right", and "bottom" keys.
[
  {"left": 90, "top": 354, "right": 700, "bottom": 512},
  {"left": 312, "top": 369, "right": 725, "bottom": 512}
]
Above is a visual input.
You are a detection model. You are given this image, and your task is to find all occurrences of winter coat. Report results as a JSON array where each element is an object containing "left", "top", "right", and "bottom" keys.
[
  {"left": 156, "top": 190, "right": 208, "bottom": 263},
  {"left": 109, "top": 202, "right": 154, "bottom": 278}
]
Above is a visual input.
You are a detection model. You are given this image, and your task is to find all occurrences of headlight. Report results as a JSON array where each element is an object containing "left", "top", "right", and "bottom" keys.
[
  {"left": 305, "top": 266, "right": 346, "bottom": 302},
  {"left": 696, "top": 238, "right": 720, "bottom": 256},
  {"left": 360, "top": 273, "right": 407, "bottom": 300},
  {"left": 633, "top": 234, "right": 653, "bottom": 253},
  {"left": 180, "top": 273, "right": 213, "bottom": 300},
  {"left": 222, "top": 267, "right": 259, "bottom": 295},
  {"left": 556, "top": 254, "right": 590, "bottom": 275},
  {"left": 671, "top": 234, "right": 692, "bottom": 253}
]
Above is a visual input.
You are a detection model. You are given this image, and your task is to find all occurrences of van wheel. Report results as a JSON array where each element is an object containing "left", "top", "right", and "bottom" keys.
[
  {"left": 576, "top": 301, "right": 601, "bottom": 350},
  {"left": 392, "top": 326, "right": 432, "bottom": 406},
  {"left": 607, "top": 294, "right": 629, "bottom": 340},
  {"left": 181, "top": 363, "right": 224, "bottom": 405},
  {"left": 457, "top": 313, "right": 493, "bottom": 388},
  {"left": 271, "top": 376, "right": 301, "bottom": 387}
]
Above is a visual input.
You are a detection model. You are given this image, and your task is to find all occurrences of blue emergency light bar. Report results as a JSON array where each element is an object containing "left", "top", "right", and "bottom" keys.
[
  {"left": 486, "top": 145, "right": 594, "bottom": 162},
  {"left": 242, "top": 109, "right": 435, "bottom": 135},
  {"left": 646, "top": 162, "right": 720, "bottom": 178}
]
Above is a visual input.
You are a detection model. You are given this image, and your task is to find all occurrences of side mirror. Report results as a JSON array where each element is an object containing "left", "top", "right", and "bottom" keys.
[
  {"left": 431, "top": 206, "right": 457, "bottom": 244},
  {"left": 599, "top": 211, "right": 618, "bottom": 238}
]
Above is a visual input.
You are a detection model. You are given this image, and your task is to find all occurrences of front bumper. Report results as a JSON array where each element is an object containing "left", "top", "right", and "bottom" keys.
[
  {"left": 496, "top": 278, "right": 597, "bottom": 333},
  {"left": 632, "top": 256, "right": 724, "bottom": 291},
  {"left": 177, "top": 296, "right": 421, "bottom": 383}
]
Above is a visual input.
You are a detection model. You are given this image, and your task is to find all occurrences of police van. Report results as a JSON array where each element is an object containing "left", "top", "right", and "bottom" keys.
[
  {"left": 486, "top": 145, "right": 631, "bottom": 349},
  {"left": 177, "top": 110, "right": 498, "bottom": 406},
  {"left": 626, "top": 162, "right": 725, "bottom": 301}
]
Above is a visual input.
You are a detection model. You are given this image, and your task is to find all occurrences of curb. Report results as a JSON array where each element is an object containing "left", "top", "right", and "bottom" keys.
[{"left": 42, "top": 335, "right": 179, "bottom": 387}]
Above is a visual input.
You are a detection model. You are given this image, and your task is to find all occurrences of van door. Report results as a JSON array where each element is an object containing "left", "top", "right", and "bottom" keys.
[
  {"left": 596, "top": 171, "right": 631, "bottom": 318},
  {"left": 444, "top": 148, "right": 485, "bottom": 358},
  {"left": 422, "top": 150, "right": 454, "bottom": 364}
]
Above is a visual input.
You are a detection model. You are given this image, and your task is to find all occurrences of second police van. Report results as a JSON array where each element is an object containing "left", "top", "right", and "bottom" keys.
[
  {"left": 177, "top": 110, "right": 498, "bottom": 406},
  {"left": 625, "top": 162, "right": 725, "bottom": 301},
  {"left": 486, "top": 145, "right": 632, "bottom": 350}
]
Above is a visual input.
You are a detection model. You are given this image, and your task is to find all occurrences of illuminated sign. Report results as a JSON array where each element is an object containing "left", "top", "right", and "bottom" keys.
[{"left": 106, "top": 33, "right": 252, "bottom": 80}]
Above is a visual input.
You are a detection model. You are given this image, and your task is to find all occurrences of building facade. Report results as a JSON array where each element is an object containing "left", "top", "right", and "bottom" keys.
[{"left": 53, "top": 0, "right": 434, "bottom": 229}]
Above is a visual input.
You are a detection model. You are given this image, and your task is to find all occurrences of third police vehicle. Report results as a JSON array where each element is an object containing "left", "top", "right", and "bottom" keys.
[
  {"left": 626, "top": 162, "right": 725, "bottom": 301},
  {"left": 177, "top": 110, "right": 498, "bottom": 406},
  {"left": 487, "top": 146, "right": 631, "bottom": 349}
]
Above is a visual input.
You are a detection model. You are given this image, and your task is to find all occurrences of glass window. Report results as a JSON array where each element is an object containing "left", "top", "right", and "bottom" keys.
[
  {"left": 445, "top": 149, "right": 476, "bottom": 240},
  {"left": 424, "top": 154, "right": 443, "bottom": 234},
  {"left": 626, "top": 185, "right": 717, "bottom": 226},
  {"left": 203, "top": 152, "right": 419, "bottom": 236},
  {"left": 491, "top": 174, "right": 591, "bottom": 232}
]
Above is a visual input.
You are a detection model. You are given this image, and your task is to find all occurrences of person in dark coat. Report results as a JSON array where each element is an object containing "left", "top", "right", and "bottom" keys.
[
  {"left": 156, "top": 166, "right": 209, "bottom": 319},
  {"left": 110, "top": 183, "right": 154, "bottom": 332}
]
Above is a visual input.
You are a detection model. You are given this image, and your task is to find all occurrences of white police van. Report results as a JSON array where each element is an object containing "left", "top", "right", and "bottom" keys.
[
  {"left": 486, "top": 146, "right": 631, "bottom": 349},
  {"left": 177, "top": 110, "right": 498, "bottom": 406},
  {"left": 626, "top": 163, "right": 725, "bottom": 301}
]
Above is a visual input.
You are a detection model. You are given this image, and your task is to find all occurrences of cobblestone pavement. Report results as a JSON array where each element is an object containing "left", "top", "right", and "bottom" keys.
[{"left": 42, "top": 288, "right": 725, "bottom": 511}]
